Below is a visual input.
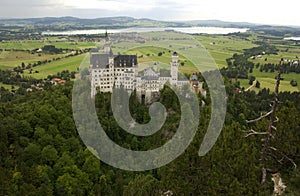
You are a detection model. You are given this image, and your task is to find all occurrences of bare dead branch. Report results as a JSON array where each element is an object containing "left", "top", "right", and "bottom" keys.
[
  {"left": 243, "top": 129, "right": 269, "bottom": 137},
  {"left": 245, "top": 63, "right": 291, "bottom": 186},
  {"left": 270, "top": 147, "right": 297, "bottom": 169},
  {"left": 259, "top": 65, "right": 282, "bottom": 184},
  {"left": 261, "top": 167, "right": 267, "bottom": 184},
  {"left": 246, "top": 111, "right": 273, "bottom": 123},
  {"left": 271, "top": 126, "right": 277, "bottom": 131}
]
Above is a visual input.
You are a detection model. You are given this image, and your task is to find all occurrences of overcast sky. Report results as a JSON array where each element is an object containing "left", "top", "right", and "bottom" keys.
[{"left": 1, "top": 0, "right": 299, "bottom": 26}]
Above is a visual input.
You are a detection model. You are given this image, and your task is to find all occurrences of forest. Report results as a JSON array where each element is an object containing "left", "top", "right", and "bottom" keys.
[{"left": 0, "top": 71, "right": 299, "bottom": 195}]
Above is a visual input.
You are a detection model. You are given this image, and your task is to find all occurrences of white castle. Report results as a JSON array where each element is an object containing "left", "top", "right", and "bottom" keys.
[{"left": 90, "top": 40, "right": 201, "bottom": 103}]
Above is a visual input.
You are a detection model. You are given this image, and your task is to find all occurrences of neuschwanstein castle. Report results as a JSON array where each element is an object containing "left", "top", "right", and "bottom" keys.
[{"left": 90, "top": 40, "right": 202, "bottom": 103}]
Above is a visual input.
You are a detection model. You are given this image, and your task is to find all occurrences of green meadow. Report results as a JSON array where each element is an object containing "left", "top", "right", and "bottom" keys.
[
  {"left": 0, "top": 40, "right": 97, "bottom": 70},
  {"left": 195, "top": 35, "right": 257, "bottom": 68},
  {"left": 124, "top": 46, "right": 197, "bottom": 73},
  {"left": 239, "top": 67, "right": 300, "bottom": 92},
  {"left": 0, "top": 32, "right": 298, "bottom": 92},
  {"left": 0, "top": 50, "right": 67, "bottom": 69},
  {"left": 25, "top": 54, "right": 89, "bottom": 79},
  {"left": 0, "top": 40, "right": 96, "bottom": 50},
  {"left": 0, "top": 82, "right": 19, "bottom": 90}
]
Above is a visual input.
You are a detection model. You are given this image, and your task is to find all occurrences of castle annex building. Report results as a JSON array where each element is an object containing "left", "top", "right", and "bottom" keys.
[{"left": 90, "top": 42, "right": 202, "bottom": 103}]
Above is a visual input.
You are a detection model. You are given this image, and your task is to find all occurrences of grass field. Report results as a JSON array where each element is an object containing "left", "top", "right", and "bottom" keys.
[
  {"left": 124, "top": 46, "right": 198, "bottom": 73},
  {"left": 0, "top": 33, "right": 298, "bottom": 93},
  {"left": 0, "top": 82, "right": 18, "bottom": 90},
  {"left": 0, "top": 50, "right": 68, "bottom": 69},
  {"left": 0, "top": 40, "right": 97, "bottom": 50},
  {"left": 239, "top": 67, "right": 300, "bottom": 92},
  {"left": 24, "top": 54, "right": 89, "bottom": 79},
  {"left": 194, "top": 35, "right": 257, "bottom": 68},
  {"left": 0, "top": 40, "right": 98, "bottom": 70}
]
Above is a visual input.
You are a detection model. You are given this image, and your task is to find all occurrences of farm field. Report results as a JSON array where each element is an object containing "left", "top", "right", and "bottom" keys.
[
  {"left": 24, "top": 54, "right": 89, "bottom": 79},
  {"left": 0, "top": 82, "right": 18, "bottom": 90},
  {"left": 194, "top": 35, "right": 257, "bottom": 68},
  {"left": 0, "top": 50, "right": 68, "bottom": 69},
  {"left": 0, "top": 40, "right": 98, "bottom": 69},
  {"left": 0, "top": 32, "right": 298, "bottom": 93},
  {"left": 124, "top": 46, "right": 197, "bottom": 73},
  {"left": 249, "top": 47, "right": 300, "bottom": 65},
  {"left": 239, "top": 67, "right": 300, "bottom": 92},
  {"left": 0, "top": 40, "right": 97, "bottom": 50}
]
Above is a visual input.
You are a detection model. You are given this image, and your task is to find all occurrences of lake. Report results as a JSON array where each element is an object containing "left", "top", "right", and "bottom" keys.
[
  {"left": 284, "top": 37, "right": 300, "bottom": 41},
  {"left": 42, "top": 27, "right": 248, "bottom": 35}
]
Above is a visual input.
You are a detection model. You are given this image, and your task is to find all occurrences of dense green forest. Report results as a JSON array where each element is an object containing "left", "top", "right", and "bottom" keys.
[{"left": 0, "top": 72, "right": 299, "bottom": 195}]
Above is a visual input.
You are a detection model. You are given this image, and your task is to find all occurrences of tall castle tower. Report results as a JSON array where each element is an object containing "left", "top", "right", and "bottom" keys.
[
  {"left": 103, "top": 30, "right": 111, "bottom": 54},
  {"left": 171, "top": 52, "right": 179, "bottom": 85}
]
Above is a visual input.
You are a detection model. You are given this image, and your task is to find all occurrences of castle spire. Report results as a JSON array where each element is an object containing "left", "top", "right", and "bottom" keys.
[{"left": 105, "top": 28, "right": 108, "bottom": 41}]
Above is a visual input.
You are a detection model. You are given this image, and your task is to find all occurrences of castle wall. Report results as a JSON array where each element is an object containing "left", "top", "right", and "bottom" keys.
[{"left": 90, "top": 49, "right": 202, "bottom": 103}]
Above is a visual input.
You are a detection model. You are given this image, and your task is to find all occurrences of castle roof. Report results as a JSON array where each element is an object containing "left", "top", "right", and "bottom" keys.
[
  {"left": 113, "top": 55, "right": 138, "bottom": 68},
  {"left": 191, "top": 74, "right": 198, "bottom": 81},
  {"left": 90, "top": 53, "right": 138, "bottom": 69},
  {"left": 90, "top": 54, "right": 110, "bottom": 68},
  {"left": 141, "top": 75, "right": 159, "bottom": 81},
  {"left": 159, "top": 69, "right": 171, "bottom": 77}
]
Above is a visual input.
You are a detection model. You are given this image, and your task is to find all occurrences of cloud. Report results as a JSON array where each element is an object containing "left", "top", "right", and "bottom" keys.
[
  {"left": 63, "top": 0, "right": 158, "bottom": 11},
  {"left": 0, "top": 0, "right": 299, "bottom": 26},
  {"left": 1, "top": 0, "right": 62, "bottom": 7}
]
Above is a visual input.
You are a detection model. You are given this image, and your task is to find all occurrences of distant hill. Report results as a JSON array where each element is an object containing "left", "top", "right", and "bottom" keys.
[
  {"left": 184, "top": 19, "right": 257, "bottom": 28},
  {"left": 1, "top": 16, "right": 300, "bottom": 36},
  {"left": 250, "top": 25, "right": 300, "bottom": 36},
  {"left": 0, "top": 16, "right": 189, "bottom": 30},
  {"left": 0, "top": 17, "right": 257, "bottom": 28}
]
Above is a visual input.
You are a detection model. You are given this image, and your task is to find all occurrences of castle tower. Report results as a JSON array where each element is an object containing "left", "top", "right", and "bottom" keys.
[
  {"left": 171, "top": 52, "right": 179, "bottom": 85},
  {"left": 104, "top": 43, "right": 111, "bottom": 54},
  {"left": 103, "top": 30, "right": 112, "bottom": 54},
  {"left": 153, "top": 62, "right": 158, "bottom": 72},
  {"left": 108, "top": 49, "right": 114, "bottom": 91}
]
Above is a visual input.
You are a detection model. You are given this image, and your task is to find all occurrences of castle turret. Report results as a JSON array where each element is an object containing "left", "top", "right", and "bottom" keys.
[
  {"left": 108, "top": 50, "right": 114, "bottom": 91},
  {"left": 108, "top": 48, "right": 114, "bottom": 64},
  {"left": 104, "top": 42, "right": 111, "bottom": 54},
  {"left": 153, "top": 62, "right": 158, "bottom": 72},
  {"left": 103, "top": 30, "right": 112, "bottom": 54},
  {"left": 171, "top": 52, "right": 179, "bottom": 85}
]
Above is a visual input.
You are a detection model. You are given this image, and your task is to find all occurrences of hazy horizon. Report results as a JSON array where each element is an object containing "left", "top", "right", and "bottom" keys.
[{"left": 1, "top": 0, "right": 300, "bottom": 26}]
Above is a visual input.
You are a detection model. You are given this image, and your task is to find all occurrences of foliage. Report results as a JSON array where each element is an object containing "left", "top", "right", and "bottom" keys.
[
  {"left": 290, "top": 80, "right": 298, "bottom": 87},
  {"left": 222, "top": 43, "right": 279, "bottom": 80},
  {"left": 0, "top": 78, "right": 299, "bottom": 195}
]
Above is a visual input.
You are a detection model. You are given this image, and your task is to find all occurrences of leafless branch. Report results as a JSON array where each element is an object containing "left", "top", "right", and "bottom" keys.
[
  {"left": 243, "top": 129, "right": 269, "bottom": 138},
  {"left": 261, "top": 167, "right": 267, "bottom": 184},
  {"left": 270, "top": 147, "right": 297, "bottom": 169},
  {"left": 271, "top": 126, "right": 277, "bottom": 131},
  {"left": 246, "top": 111, "right": 273, "bottom": 123},
  {"left": 245, "top": 63, "right": 291, "bottom": 185},
  {"left": 260, "top": 65, "right": 282, "bottom": 183}
]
